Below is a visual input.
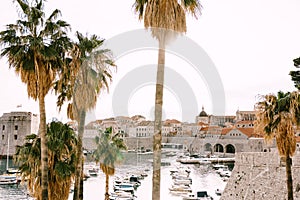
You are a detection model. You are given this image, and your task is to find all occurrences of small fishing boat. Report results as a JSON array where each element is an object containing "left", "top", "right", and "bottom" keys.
[
  {"left": 109, "top": 190, "right": 136, "bottom": 200},
  {"left": 113, "top": 181, "right": 135, "bottom": 194},
  {"left": 0, "top": 174, "right": 18, "bottom": 185},
  {"left": 215, "top": 188, "right": 222, "bottom": 196},
  {"left": 182, "top": 191, "right": 213, "bottom": 200}
]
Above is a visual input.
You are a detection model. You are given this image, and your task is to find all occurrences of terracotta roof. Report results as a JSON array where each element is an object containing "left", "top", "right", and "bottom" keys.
[
  {"left": 221, "top": 128, "right": 233, "bottom": 135},
  {"left": 131, "top": 115, "right": 146, "bottom": 120},
  {"left": 220, "top": 127, "right": 258, "bottom": 138},
  {"left": 137, "top": 121, "right": 153, "bottom": 126},
  {"left": 103, "top": 117, "right": 115, "bottom": 121},
  {"left": 198, "top": 121, "right": 208, "bottom": 126},
  {"left": 85, "top": 120, "right": 102, "bottom": 128},
  {"left": 236, "top": 128, "right": 254, "bottom": 137},
  {"left": 235, "top": 120, "right": 254, "bottom": 125},
  {"left": 200, "top": 126, "right": 222, "bottom": 134},
  {"left": 164, "top": 119, "right": 181, "bottom": 124}
]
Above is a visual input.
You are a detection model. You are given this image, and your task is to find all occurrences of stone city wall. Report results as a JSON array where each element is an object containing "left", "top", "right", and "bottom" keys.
[
  {"left": 83, "top": 136, "right": 194, "bottom": 151},
  {"left": 221, "top": 152, "right": 300, "bottom": 200}
]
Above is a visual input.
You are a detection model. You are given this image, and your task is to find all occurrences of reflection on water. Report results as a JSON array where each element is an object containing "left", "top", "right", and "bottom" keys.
[
  {"left": 0, "top": 184, "right": 32, "bottom": 200},
  {"left": 1, "top": 153, "right": 230, "bottom": 200}
]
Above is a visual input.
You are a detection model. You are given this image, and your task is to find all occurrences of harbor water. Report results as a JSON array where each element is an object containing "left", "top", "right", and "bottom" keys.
[{"left": 0, "top": 153, "right": 232, "bottom": 200}]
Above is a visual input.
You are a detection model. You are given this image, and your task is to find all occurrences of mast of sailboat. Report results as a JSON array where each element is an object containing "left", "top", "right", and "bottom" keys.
[{"left": 6, "top": 131, "right": 9, "bottom": 171}]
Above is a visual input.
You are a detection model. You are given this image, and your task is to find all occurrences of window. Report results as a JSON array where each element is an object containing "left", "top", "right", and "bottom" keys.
[
  {"left": 15, "top": 125, "right": 18, "bottom": 130},
  {"left": 2, "top": 135, "right": 4, "bottom": 140},
  {"left": 2, "top": 125, "right": 5, "bottom": 130},
  {"left": 14, "top": 135, "right": 18, "bottom": 140}
]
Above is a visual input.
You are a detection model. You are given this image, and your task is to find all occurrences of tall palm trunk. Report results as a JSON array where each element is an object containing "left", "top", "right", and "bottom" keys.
[
  {"left": 105, "top": 174, "right": 109, "bottom": 200},
  {"left": 73, "top": 110, "right": 86, "bottom": 200},
  {"left": 286, "top": 150, "right": 294, "bottom": 200},
  {"left": 39, "top": 92, "right": 48, "bottom": 200},
  {"left": 152, "top": 41, "right": 165, "bottom": 200}
]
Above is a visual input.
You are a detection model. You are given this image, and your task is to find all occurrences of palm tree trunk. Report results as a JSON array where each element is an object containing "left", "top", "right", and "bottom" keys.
[
  {"left": 286, "top": 152, "right": 294, "bottom": 200},
  {"left": 39, "top": 94, "right": 48, "bottom": 200},
  {"left": 152, "top": 41, "right": 165, "bottom": 200},
  {"left": 105, "top": 173, "right": 109, "bottom": 200},
  {"left": 73, "top": 110, "right": 86, "bottom": 200}
]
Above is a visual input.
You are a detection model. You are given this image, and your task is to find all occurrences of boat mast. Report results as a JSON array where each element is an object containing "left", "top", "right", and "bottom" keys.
[{"left": 6, "top": 131, "right": 9, "bottom": 171}]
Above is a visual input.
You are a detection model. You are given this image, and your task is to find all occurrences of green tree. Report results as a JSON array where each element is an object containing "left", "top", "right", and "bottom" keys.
[
  {"left": 0, "top": 1, "right": 72, "bottom": 199},
  {"left": 55, "top": 32, "right": 116, "bottom": 200},
  {"left": 14, "top": 121, "right": 77, "bottom": 200},
  {"left": 290, "top": 57, "right": 300, "bottom": 90},
  {"left": 132, "top": 1, "right": 201, "bottom": 199},
  {"left": 93, "top": 127, "right": 127, "bottom": 200},
  {"left": 255, "top": 91, "right": 300, "bottom": 200}
]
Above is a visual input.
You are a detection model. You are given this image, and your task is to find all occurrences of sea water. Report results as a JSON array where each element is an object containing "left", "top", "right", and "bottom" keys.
[{"left": 1, "top": 154, "right": 229, "bottom": 200}]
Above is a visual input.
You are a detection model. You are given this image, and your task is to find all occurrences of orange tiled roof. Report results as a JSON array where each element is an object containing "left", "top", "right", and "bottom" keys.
[
  {"left": 237, "top": 127, "right": 254, "bottom": 137},
  {"left": 200, "top": 126, "right": 222, "bottom": 134},
  {"left": 200, "top": 126, "right": 219, "bottom": 131},
  {"left": 220, "top": 127, "right": 258, "bottom": 138},
  {"left": 221, "top": 128, "right": 233, "bottom": 135},
  {"left": 198, "top": 121, "right": 208, "bottom": 126},
  {"left": 235, "top": 120, "right": 254, "bottom": 125},
  {"left": 137, "top": 120, "right": 152, "bottom": 126},
  {"left": 164, "top": 119, "right": 181, "bottom": 124}
]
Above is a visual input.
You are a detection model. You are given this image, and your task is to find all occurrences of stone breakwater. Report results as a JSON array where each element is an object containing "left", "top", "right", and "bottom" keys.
[{"left": 221, "top": 151, "right": 300, "bottom": 200}]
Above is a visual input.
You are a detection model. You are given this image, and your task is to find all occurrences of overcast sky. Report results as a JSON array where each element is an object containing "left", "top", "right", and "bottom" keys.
[{"left": 0, "top": 0, "right": 299, "bottom": 123}]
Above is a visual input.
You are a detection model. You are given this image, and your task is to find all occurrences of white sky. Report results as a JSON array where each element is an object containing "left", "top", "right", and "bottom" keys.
[{"left": 0, "top": 0, "right": 299, "bottom": 123}]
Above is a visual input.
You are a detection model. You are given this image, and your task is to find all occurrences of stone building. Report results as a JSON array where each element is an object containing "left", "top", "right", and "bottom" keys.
[
  {"left": 0, "top": 111, "right": 39, "bottom": 156},
  {"left": 195, "top": 106, "right": 235, "bottom": 127}
]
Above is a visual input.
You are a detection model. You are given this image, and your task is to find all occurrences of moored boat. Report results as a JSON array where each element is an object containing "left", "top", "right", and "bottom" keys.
[
  {"left": 182, "top": 191, "right": 213, "bottom": 200},
  {"left": 215, "top": 188, "right": 222, "bottom": 196},
  {"left": 0, "top": 174, "right": 18, "bottom": 185}
]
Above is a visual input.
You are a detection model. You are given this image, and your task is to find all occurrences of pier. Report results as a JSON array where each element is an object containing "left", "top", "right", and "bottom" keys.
[{"left": 178, "top": 157, "right": 235, "bottom": 164}]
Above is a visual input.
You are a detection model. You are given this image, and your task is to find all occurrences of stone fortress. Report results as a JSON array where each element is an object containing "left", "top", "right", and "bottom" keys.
[{"left": 0, "top": 111, "right": 38, "bottom": 156}]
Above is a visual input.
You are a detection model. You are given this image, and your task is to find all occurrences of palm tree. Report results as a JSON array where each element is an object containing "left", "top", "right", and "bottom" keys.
[
  {"left": 289, "top": 57, "right": 300, "bottom": 90},
  {"left": 55, "top": 32, "right": 116, "bottom": 200},
  {"left": 93, "top": 127, "right": 127, "bottom": 200},
  {"left": 0, "top": 1, "right": 72, "bottom": 199},
  {"left": 14, "top": 121, "right": 78, "bottom": 200},
  {"left": 132, "top": 1, "right": 201, "bottom": 199},
  {"left": 255, "top": 91, "right": 300, "bottom": 200}
]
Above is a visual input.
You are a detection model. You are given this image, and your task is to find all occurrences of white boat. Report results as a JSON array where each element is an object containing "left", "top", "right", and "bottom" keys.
[
  {"left": 169, "top": 184, "right": 192, "bottom": 193},
  {"left": 215, "top": 188, "right": 222, "bottom": 196},
  {"left": 173, "top": 175, "right": 192, "bottom": 181},
  {"left": 166, "top": 152, "right": 177, "bottom": 157},
  {"left": 0, "top": 174, "right": 18, "bottom": 185},
  {"left": 178, "top": 158, "right": 211, "bottom": 165},
  {"left": 220, "top": 170, "right": 231, "bottom": 178},
  {"left": 109, "top": 190, "right": 136, "bottom": 200},
  {"left": 113, "top": 181, "right": 135, "bottom": 194},
  {"left": 137, "top": 149, "right": 153, "bottom": 155},
  {"left": 84, "top": 164, "right": 99, "bottom": 177},
  {"left": 170, "top": 167, "right": 191, "bottom": 175},
  {"left": 182, "top": 191, "right": 213, "bottom": 200},
  {"left": 212, "top": 164, "right": 226, "bottom": 170},
  {"left": 215, "top": 166, "right": 229, "bottom": 175},
  {"left": 216, "top": 166, "right": 231, "bottom": 177},
  {"left": 0, "top": 132, "right": 19, "bottom": 185},
  {"left": 173, "top": 179, "right": 192, "bottom": 186}
]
